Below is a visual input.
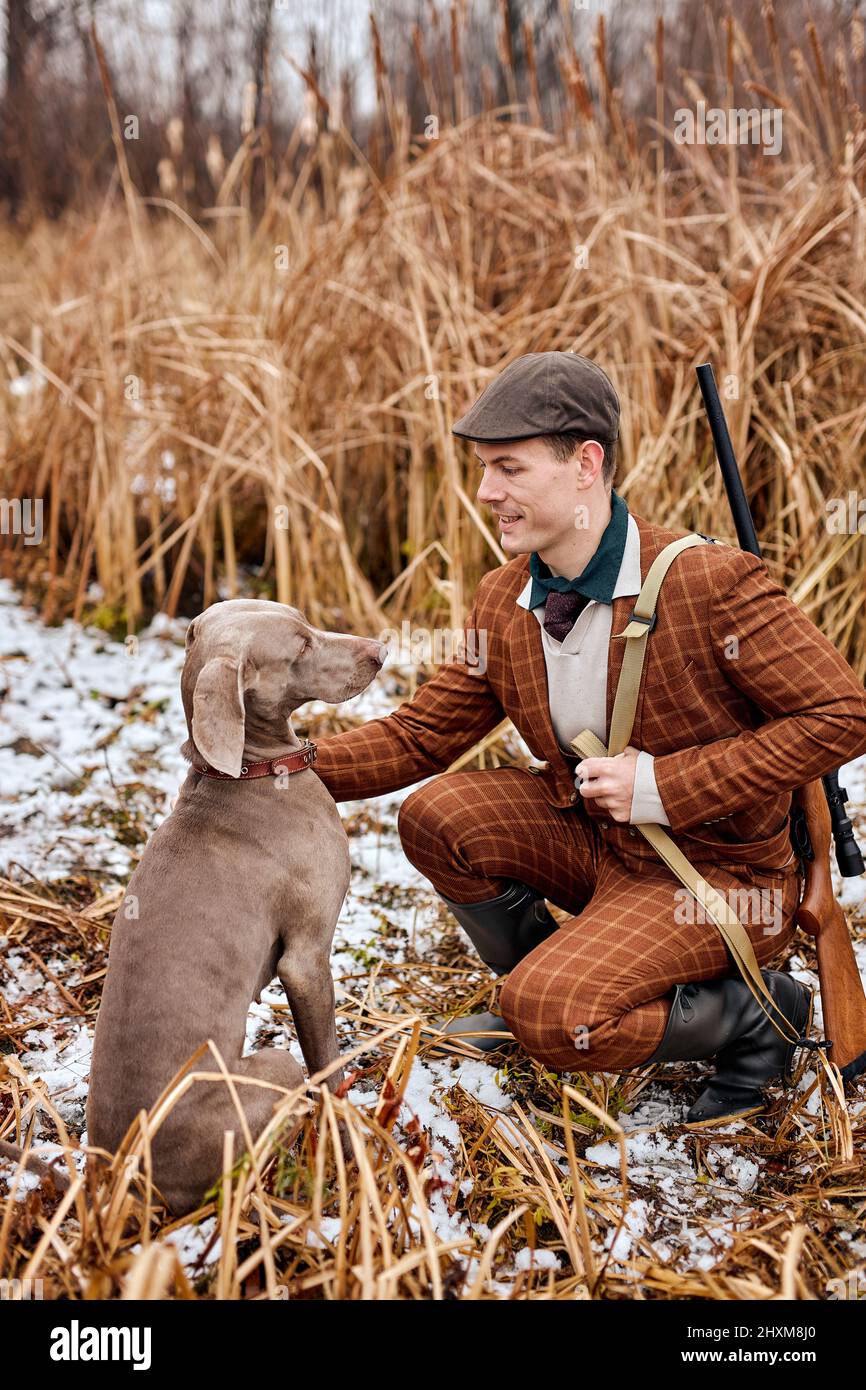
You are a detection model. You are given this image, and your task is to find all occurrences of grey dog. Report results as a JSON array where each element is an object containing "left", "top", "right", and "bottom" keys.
[{"left": 81, "top": 599, "right": 387, "bottom": 1214}]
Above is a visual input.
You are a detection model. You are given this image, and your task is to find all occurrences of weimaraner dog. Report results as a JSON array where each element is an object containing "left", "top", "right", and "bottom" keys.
[{"left": 81, "top": 599, "right": 387, "bottom": 1215}]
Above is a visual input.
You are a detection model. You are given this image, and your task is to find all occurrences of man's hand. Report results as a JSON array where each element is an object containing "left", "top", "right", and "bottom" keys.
[{"left": 574, "top": 746, "right": 640, "bottom": 823}]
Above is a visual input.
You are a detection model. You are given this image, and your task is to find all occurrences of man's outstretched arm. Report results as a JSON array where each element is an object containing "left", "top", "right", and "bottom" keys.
[
  {"left": 652, "top": 548, "right": 866, "bottom": 833},
  {"left": 312, "top": 578, "right": 505, "bottom": 802}
]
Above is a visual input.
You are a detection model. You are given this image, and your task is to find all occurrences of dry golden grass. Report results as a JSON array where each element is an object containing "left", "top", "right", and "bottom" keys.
[{"left": 1, "top": 6, "right": 864, "bottom": 674}]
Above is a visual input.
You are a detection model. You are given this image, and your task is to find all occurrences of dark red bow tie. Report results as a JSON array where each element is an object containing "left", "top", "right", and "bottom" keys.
[{"left": 542, "top": 590, "right": 590, "bottom": 641}]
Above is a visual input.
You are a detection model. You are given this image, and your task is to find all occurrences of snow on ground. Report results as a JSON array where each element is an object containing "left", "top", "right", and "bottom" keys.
[{"left": 2, "top": 576, "right": 866, "bottom": 1289}]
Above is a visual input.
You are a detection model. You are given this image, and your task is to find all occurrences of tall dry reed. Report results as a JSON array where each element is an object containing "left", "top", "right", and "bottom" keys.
[{"left": 0, "top": 6, "right": 863, "bottom": 674}]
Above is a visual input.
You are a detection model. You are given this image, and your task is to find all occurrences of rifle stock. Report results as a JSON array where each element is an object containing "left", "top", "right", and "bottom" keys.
[{"left": 793, "top": 781, "right": 866, "bottom": 1080}]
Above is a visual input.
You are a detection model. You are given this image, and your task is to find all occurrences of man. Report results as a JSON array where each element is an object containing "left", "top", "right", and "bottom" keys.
[{"left": 312, "top": 351, "right": 866, "bottom": 1126}]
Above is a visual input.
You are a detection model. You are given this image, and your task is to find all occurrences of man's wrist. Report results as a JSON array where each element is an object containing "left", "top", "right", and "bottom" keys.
[{"left": 629, "top": 750, "right": 671, "bottom": 825}]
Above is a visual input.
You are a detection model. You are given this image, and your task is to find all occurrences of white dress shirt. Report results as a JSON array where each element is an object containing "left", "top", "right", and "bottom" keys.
[{"left": 515, "top": 512, "right": 670, "bottom": 824}]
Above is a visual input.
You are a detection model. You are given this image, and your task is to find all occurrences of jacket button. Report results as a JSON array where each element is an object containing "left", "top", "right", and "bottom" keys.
[
  {"left": 628, "top": 827, "right": 637, "bottom": 836},
  {"left": 600, "top": 820, "right": 609, "bottom": 829},
  {"left": 569, "top": 791, "right": 578, "bottom": 803}
]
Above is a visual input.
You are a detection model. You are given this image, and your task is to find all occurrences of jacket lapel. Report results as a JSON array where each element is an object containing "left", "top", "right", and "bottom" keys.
[{"left": 507, "top": 595, "right": 562, "bottom": 765}]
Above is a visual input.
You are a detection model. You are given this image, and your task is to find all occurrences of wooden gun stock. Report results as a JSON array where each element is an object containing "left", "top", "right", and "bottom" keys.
[{"left": 793, "top": 779, "right": 866, "bottom": 1081}]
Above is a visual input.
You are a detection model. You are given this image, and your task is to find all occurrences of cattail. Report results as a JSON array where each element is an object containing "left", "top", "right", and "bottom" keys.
[
  {"left": 298, "top": 87, "right": 318, "bottom": 144},
  {"left": 327, "top": 80, "right": 343, "bottom": 132},
  {"left": 791, "top": 47, "right": 807, "bottom": 85},
  {"left": 337, "top": 166, "right": 364, "bottom": 220},
  {"left": 496, "top": 0, "right": 513, "bottom": 72},
  {"left": 835, "top": 44, "right": 849, "bottom": 97},
  {"left": 241, "top": 81, "right": 256, "bottom": 135},
  {"left": 806, "top": 20, "right": 830, "bottom": 94},
  {"left": 156, "top": 157, "right": 177, "bottom": 195},
  {"left": 205, "top": 132, "right": 225, "bottom": 186},
  {"left": 369, "top": 12, "right": 387, "bottom": 109},
  {"left": 852, "top": 12, "right": 865, "bottom": 62},
  {"left": 166, "top": 116, "right": 183, "bottom": 159}
]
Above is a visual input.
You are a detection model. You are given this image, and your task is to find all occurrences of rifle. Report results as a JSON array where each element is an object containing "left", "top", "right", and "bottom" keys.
[{"left": 696, "top": 363, "right": 866, "bottom": 1084}]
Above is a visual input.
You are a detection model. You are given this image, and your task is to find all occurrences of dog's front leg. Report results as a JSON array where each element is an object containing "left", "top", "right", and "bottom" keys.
[{"left": 276, "top": 951, "right": 354, "bottom": 1163}]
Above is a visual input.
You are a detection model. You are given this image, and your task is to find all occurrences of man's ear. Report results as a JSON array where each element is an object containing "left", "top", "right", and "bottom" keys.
[{"left": 191, "top": 656, "right": 247, "bottom": 776}]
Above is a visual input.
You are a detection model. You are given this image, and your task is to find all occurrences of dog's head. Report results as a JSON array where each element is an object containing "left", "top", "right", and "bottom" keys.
[{"left": 179, "top": 599, "right": 388, "bottom": 776}]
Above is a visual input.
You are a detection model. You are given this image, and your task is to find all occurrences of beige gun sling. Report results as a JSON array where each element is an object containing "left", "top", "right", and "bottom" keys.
[{"left": 569, "top": 533, "right": 803, "bottom": 1046}]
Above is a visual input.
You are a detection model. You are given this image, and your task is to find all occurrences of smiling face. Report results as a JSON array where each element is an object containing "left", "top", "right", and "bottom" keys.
[{"left": 473, "top": 436, "right": 607, "bottom": 565}]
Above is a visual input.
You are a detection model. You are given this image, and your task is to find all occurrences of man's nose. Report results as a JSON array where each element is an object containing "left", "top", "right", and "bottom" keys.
[{"left": 476, "top": 475, "right": 504, "bottom": 502}]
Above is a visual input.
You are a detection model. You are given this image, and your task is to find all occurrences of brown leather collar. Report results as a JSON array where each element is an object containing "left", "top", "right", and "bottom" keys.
[{"left": 192, "top": 741, "right": 317, "bottom": 781}]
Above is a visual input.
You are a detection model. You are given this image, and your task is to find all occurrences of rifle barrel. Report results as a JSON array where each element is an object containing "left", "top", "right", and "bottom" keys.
[{"left": 695, "top": 365, "right": 761, "bottom": 557}]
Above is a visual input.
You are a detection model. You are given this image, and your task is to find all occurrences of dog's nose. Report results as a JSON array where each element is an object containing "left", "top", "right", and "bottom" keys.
[{"left": 370, "top": 639, "right": 389, "bottom": 666}]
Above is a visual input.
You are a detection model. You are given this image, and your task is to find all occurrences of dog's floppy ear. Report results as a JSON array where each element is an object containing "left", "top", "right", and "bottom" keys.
[{"left": 191, "top": 656, "right": 246, "bottom": 776}]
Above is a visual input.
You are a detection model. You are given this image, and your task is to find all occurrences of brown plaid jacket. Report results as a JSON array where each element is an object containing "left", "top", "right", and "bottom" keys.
[{"left": 313, "top": 510, "right": 866, "bottom": 873}]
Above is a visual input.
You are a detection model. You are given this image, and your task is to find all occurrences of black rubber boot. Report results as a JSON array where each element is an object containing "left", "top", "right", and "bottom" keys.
[
  {"left": 427, "top": 880, "right": 559, "bottom": 1053},
  {"left": 643, "top": 970, "right": 814, "bottom": 1126}
]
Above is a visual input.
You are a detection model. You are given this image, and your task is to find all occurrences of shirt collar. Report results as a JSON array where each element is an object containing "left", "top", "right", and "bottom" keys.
[
  {"left": 516, "top": 503, "right": 641, "bottom": 610},
  {"left": 522, "top": 489, "right": 629, "bottom": 610}
]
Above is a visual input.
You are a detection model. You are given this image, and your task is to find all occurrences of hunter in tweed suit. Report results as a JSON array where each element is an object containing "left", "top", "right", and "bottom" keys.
[{"left": 311, "top": 354, "right": 866, "bottom": 1092}]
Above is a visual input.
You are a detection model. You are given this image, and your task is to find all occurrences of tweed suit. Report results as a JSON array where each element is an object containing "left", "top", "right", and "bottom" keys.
[{"left": 313, "top": 511, "right": 866, "bottom": 1070}]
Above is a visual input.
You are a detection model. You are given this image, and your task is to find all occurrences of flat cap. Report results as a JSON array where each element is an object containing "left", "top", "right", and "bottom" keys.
[{"left": 451, "top": 350, "right": 620, "bottom": 444}]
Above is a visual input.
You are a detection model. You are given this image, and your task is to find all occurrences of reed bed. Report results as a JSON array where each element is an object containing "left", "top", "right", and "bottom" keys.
[{"left": 1, "top": 6, "right": 864, "bottom": 674}]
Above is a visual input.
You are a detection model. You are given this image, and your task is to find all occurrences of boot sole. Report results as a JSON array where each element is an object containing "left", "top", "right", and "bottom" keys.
[
  {"left": 681, "top": 1101, "right": 766, "bottom": 1131},
  {"left": 418, "top": 1020, "right": 516, "bottom": 1056},
  {"left": 424, "top": 1037, "right": 514, "bottom": 1057}
]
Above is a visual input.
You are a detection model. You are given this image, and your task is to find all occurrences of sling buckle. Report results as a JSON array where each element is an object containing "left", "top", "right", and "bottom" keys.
[{"left": 628, "top": 610, "right": 657, "bottom": 634}]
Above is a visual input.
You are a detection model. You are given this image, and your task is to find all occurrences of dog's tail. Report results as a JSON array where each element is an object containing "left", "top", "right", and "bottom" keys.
[{"left": 0, "top": 1139, "right": 74, "bottom": 1193}]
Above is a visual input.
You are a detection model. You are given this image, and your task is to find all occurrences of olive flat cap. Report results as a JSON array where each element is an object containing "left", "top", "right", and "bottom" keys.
[{"left": 451, "top": 350, "right": 620, "bottom": 444}]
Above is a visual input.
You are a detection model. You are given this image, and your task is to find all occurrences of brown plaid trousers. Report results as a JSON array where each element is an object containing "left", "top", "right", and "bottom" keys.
[{"left": 313, "top": 510, "right": 866, "bottom": 1069}]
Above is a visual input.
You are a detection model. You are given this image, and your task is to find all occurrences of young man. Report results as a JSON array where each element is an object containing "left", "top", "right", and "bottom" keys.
[{"left": 312, "top": 351, "right": 866, "bottom": 1125}]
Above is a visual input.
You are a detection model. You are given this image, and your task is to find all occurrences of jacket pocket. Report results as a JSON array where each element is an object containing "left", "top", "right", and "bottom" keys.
[
  {"left": 663, "top": 659, "right": 700, "bottom": 698},
  {"left": 644, "top": 658, "right": 701, "bottom": 709}
]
